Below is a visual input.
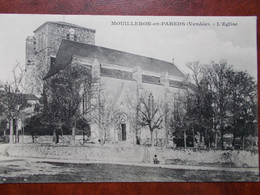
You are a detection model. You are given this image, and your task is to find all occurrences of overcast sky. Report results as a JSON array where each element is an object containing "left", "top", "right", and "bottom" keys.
[{"left": 0, "top": 15, "right": 257, "bottom": 82}]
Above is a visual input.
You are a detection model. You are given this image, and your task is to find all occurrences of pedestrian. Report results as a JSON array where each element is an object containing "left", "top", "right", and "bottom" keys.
[{"left": 153, "top": 155, "right": 159, "bottom": 164}]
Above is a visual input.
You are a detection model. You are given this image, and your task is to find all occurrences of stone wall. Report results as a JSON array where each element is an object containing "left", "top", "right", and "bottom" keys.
[
  {"left": 25, "top": 22, "right": 96, "bottom": 95},
  {"left": 20, "top": 135, "right": 91, "bottom": 144},
  {"left": 46, "top": 23, "right": 95, "bottom": 56},
  {"left": 1, "top": 144, "right": 258, "bottom": 168},
  {"left": 1, "top": 144, "right": 145, "bottom": 164},
  {"left": 151, "top": 147, "right": 259, "bottom": 168}
]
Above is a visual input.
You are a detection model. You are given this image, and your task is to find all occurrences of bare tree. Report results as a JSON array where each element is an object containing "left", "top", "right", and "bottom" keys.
[
  {"left": 136, "top": 92, "right": 163, "bottom": 146},
  {"left": 125, "top": 92, "right": 141, "bottom": 145},
  {"left": 89, "top": 91, "right": 121, "bottom": 145},
  {"left": 0, "top": 63, "right": 35, "bottom": 143}
]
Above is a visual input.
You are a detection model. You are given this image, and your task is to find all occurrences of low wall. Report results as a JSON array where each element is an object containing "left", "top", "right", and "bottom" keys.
[
  {"left": 17, "top": 135, "right": 90, "bottom": 144},
  {"left": 0, "top": 144, "right": 145, "bottom": 164},
  {"left": 0, "top": 144, "right": 258, "bottom": 168},
  {"left": 151, "top": 147, "right": 259, "bottom": 168}
]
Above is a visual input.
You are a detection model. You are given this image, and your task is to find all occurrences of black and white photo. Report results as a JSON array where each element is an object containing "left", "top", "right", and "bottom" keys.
[{"left": 0, "top": 15, "right": 258, "bottom": 182}]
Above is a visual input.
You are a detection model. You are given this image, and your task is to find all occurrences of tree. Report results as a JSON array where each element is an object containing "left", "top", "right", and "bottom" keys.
[
  {"left": 24, "top": 113, "right": 54, "bottom": 138},
  {"left": 171, "top": 89, "right": 198, "bottom": 148},
  {"left": 125, "top": 92, "right": 141, "bottom": 145},
  {"left": 205, "top": 61, "right": 232, "bottom": 149},
  {"left": 136, "top": 92, "right": 163, "bottom": 146},
  {"left": 184, "top": 60, "right": 257, "bottom": 149},
  {"left": 0, "top": 63, "right": 34, "bottom": 143},
  {"left": 44, "top": 62, "right": 98, "bottom": 143},
  {"left": 226, "top": 69, "right": 257, "bottom": 148},
  {"left": 184, "top": 61, "right": 232, "bottom": 149},
  {"left": 184, "top": 62, "right": 213, "bottom": 148},
  {"left": 90, "top": 92, "right": 121, "bottom": 145},
  {"left": 162, "top": 99, "right": 172, "bottom": 146},
  {"left": 0, "top": 82, "right": 7, "bottom": 136}
]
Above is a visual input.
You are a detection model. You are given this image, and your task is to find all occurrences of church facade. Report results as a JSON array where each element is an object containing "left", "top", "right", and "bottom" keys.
[{"left": 25, "top": 21, "right": 185, "bottom": 145}]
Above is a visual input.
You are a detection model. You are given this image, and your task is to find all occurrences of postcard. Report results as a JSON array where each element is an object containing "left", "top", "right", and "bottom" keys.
[{"left": 0, "top": 15, "right": 258, "bottom": 182}]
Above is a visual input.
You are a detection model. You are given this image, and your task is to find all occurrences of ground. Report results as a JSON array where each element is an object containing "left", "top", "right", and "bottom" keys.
[
  {"left": 0, "top": 156, "right": 258, "bottom": 183},
  {"left": 0, "top": 141, "right": 259, "bottom": 182}
]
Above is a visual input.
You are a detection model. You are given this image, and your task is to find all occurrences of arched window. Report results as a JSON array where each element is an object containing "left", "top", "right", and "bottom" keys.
[{"left": 118, "top": 113, "right": 127, "bottom": 141}]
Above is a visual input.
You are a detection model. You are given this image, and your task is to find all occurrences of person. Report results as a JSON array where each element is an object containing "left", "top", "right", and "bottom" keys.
[
  {"left": 153, "top": 155, "right": 159, "bottom": 164},
  {"left": 32, "top": 133, "right": 38, "bottom": 143}
]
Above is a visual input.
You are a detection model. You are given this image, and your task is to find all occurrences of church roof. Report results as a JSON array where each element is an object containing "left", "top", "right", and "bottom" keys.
[
  {"left": 101, "top": 68, "right": 134, "bottom": 81},
  {"left": 34, "top": 21, "right": 96, "bottom": 33},
  {"left": 44, "top": 39, "right": 185, "bottom": 79},
  {"left": 142, "top": 75, "right": 162, "bottom": 86},
  {"left": 169, "top": 80, "right": 183, "bottom": 88}
]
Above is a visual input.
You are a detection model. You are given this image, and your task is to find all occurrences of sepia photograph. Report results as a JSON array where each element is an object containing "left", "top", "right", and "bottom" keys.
[{"left": 0, "top": 15, "right": 258, "bottom": 182}]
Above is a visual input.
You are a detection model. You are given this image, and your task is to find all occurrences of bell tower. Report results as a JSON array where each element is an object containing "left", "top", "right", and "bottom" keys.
[{"left": 25, "top": 21, "right": 96, "bottom": 95}]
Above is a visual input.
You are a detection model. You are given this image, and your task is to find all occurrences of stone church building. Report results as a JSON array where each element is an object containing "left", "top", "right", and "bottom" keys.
[{"left": 25, "top": 21, "right": 185, "bottom": 145}]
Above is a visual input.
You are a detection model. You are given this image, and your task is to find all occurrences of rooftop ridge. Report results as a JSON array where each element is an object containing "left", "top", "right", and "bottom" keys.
[
  {"left": 63, "top": 39, "right": 181, "bottom": 71},
  {"left": 44, "top": 39, "right": 185, "bottom": 79},
  {"left": 34, "top": 21, "right": 96, "bottom": 33}
]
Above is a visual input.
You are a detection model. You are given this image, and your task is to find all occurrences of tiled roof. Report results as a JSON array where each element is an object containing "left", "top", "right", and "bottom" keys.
[
  {"left": 44, "top": 39, "right": 185, "bottom": 79},
  {"left": 169, "top": 80, "right": 183, "bottom": 88},
  {"left": 101, "top": 68, "right": 133, "bottom": 80},
  {"left": 142, "top": 75, "right": 162, "bottom": 85}
]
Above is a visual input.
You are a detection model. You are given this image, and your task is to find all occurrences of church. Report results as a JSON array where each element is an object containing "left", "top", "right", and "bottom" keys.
[{"left": 25, "top": 21, "right": 185, "bottom": 145}]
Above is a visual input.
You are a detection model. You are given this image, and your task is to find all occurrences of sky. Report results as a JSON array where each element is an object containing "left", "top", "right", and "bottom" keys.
[{"left": 0, "top": 15, "right": 257, "bottom": 82}]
